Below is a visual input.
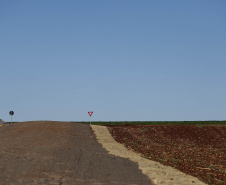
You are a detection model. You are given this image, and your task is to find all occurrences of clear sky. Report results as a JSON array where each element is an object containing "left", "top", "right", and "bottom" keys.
[{"left": 0, "top": 0, "right": 225, "bottom": 122}]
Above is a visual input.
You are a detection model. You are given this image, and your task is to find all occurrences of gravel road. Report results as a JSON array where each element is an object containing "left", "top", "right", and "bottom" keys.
[{"left": 0, "top": 121, "right": 152, "bottom": 185}]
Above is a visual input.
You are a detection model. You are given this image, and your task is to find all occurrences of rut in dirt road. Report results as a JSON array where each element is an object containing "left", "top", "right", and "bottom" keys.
[{"left": 0, "top": 121, "right": 152, "bottom": 185}]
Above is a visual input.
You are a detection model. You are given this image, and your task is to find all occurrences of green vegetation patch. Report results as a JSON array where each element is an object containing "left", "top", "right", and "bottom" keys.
[{"left": 75, "top": 120, "right": 226, "bottom": 126}]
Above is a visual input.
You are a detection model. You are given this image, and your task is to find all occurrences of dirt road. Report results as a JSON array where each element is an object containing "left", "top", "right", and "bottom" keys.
[{"left": 0, "top": 121, "right": 152, "bottom": 185}]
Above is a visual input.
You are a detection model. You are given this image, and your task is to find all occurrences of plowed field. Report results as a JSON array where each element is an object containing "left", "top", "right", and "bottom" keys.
[{"left": 109, "top": 125, "right": 226, "bottom": 185}]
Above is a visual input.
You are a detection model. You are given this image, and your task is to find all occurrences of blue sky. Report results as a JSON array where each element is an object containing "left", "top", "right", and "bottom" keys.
[{"left": 0, "top": 0, "right": 225, "bottom": 122}]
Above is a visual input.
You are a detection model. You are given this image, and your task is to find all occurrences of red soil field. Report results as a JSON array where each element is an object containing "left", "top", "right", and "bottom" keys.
[{"left": 109, "top": 125, "right": 226, "bottom": 185}]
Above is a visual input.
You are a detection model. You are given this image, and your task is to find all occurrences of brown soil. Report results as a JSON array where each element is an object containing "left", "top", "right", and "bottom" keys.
[
  {"left": 109, "top": 125, "right": 226, "bottom": 185},
  {"left": 0, "top": 121, "right": 152, "bottom": 185}
]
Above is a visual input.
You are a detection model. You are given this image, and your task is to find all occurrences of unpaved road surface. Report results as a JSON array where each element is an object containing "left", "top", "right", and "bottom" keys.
[{"left": 0, "top": 121, "right": 152, "bottom": 185}]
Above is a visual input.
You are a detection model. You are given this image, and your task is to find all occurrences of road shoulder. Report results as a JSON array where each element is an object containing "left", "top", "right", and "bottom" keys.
[{"left": 91, "top": 125, "right": 206, "bottom": 185}]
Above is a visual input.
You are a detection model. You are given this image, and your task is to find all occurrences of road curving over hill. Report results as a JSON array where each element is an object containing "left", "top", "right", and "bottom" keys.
[{"left": 0, "top": 121, "right": 152, "bottom": 185}]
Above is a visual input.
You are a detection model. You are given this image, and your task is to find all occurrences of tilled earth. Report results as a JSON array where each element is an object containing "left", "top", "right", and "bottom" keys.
[
  {"left": 0, "top": 121, "right": 152, "bottom": 185},
  {"left": 109, "top": 125, "right": 226, "bottom": 185}
]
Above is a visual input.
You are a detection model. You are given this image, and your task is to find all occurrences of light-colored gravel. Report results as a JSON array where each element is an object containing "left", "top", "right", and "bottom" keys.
[{"left": 91, "top": 125, "right": 207, "bottom": 185}]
